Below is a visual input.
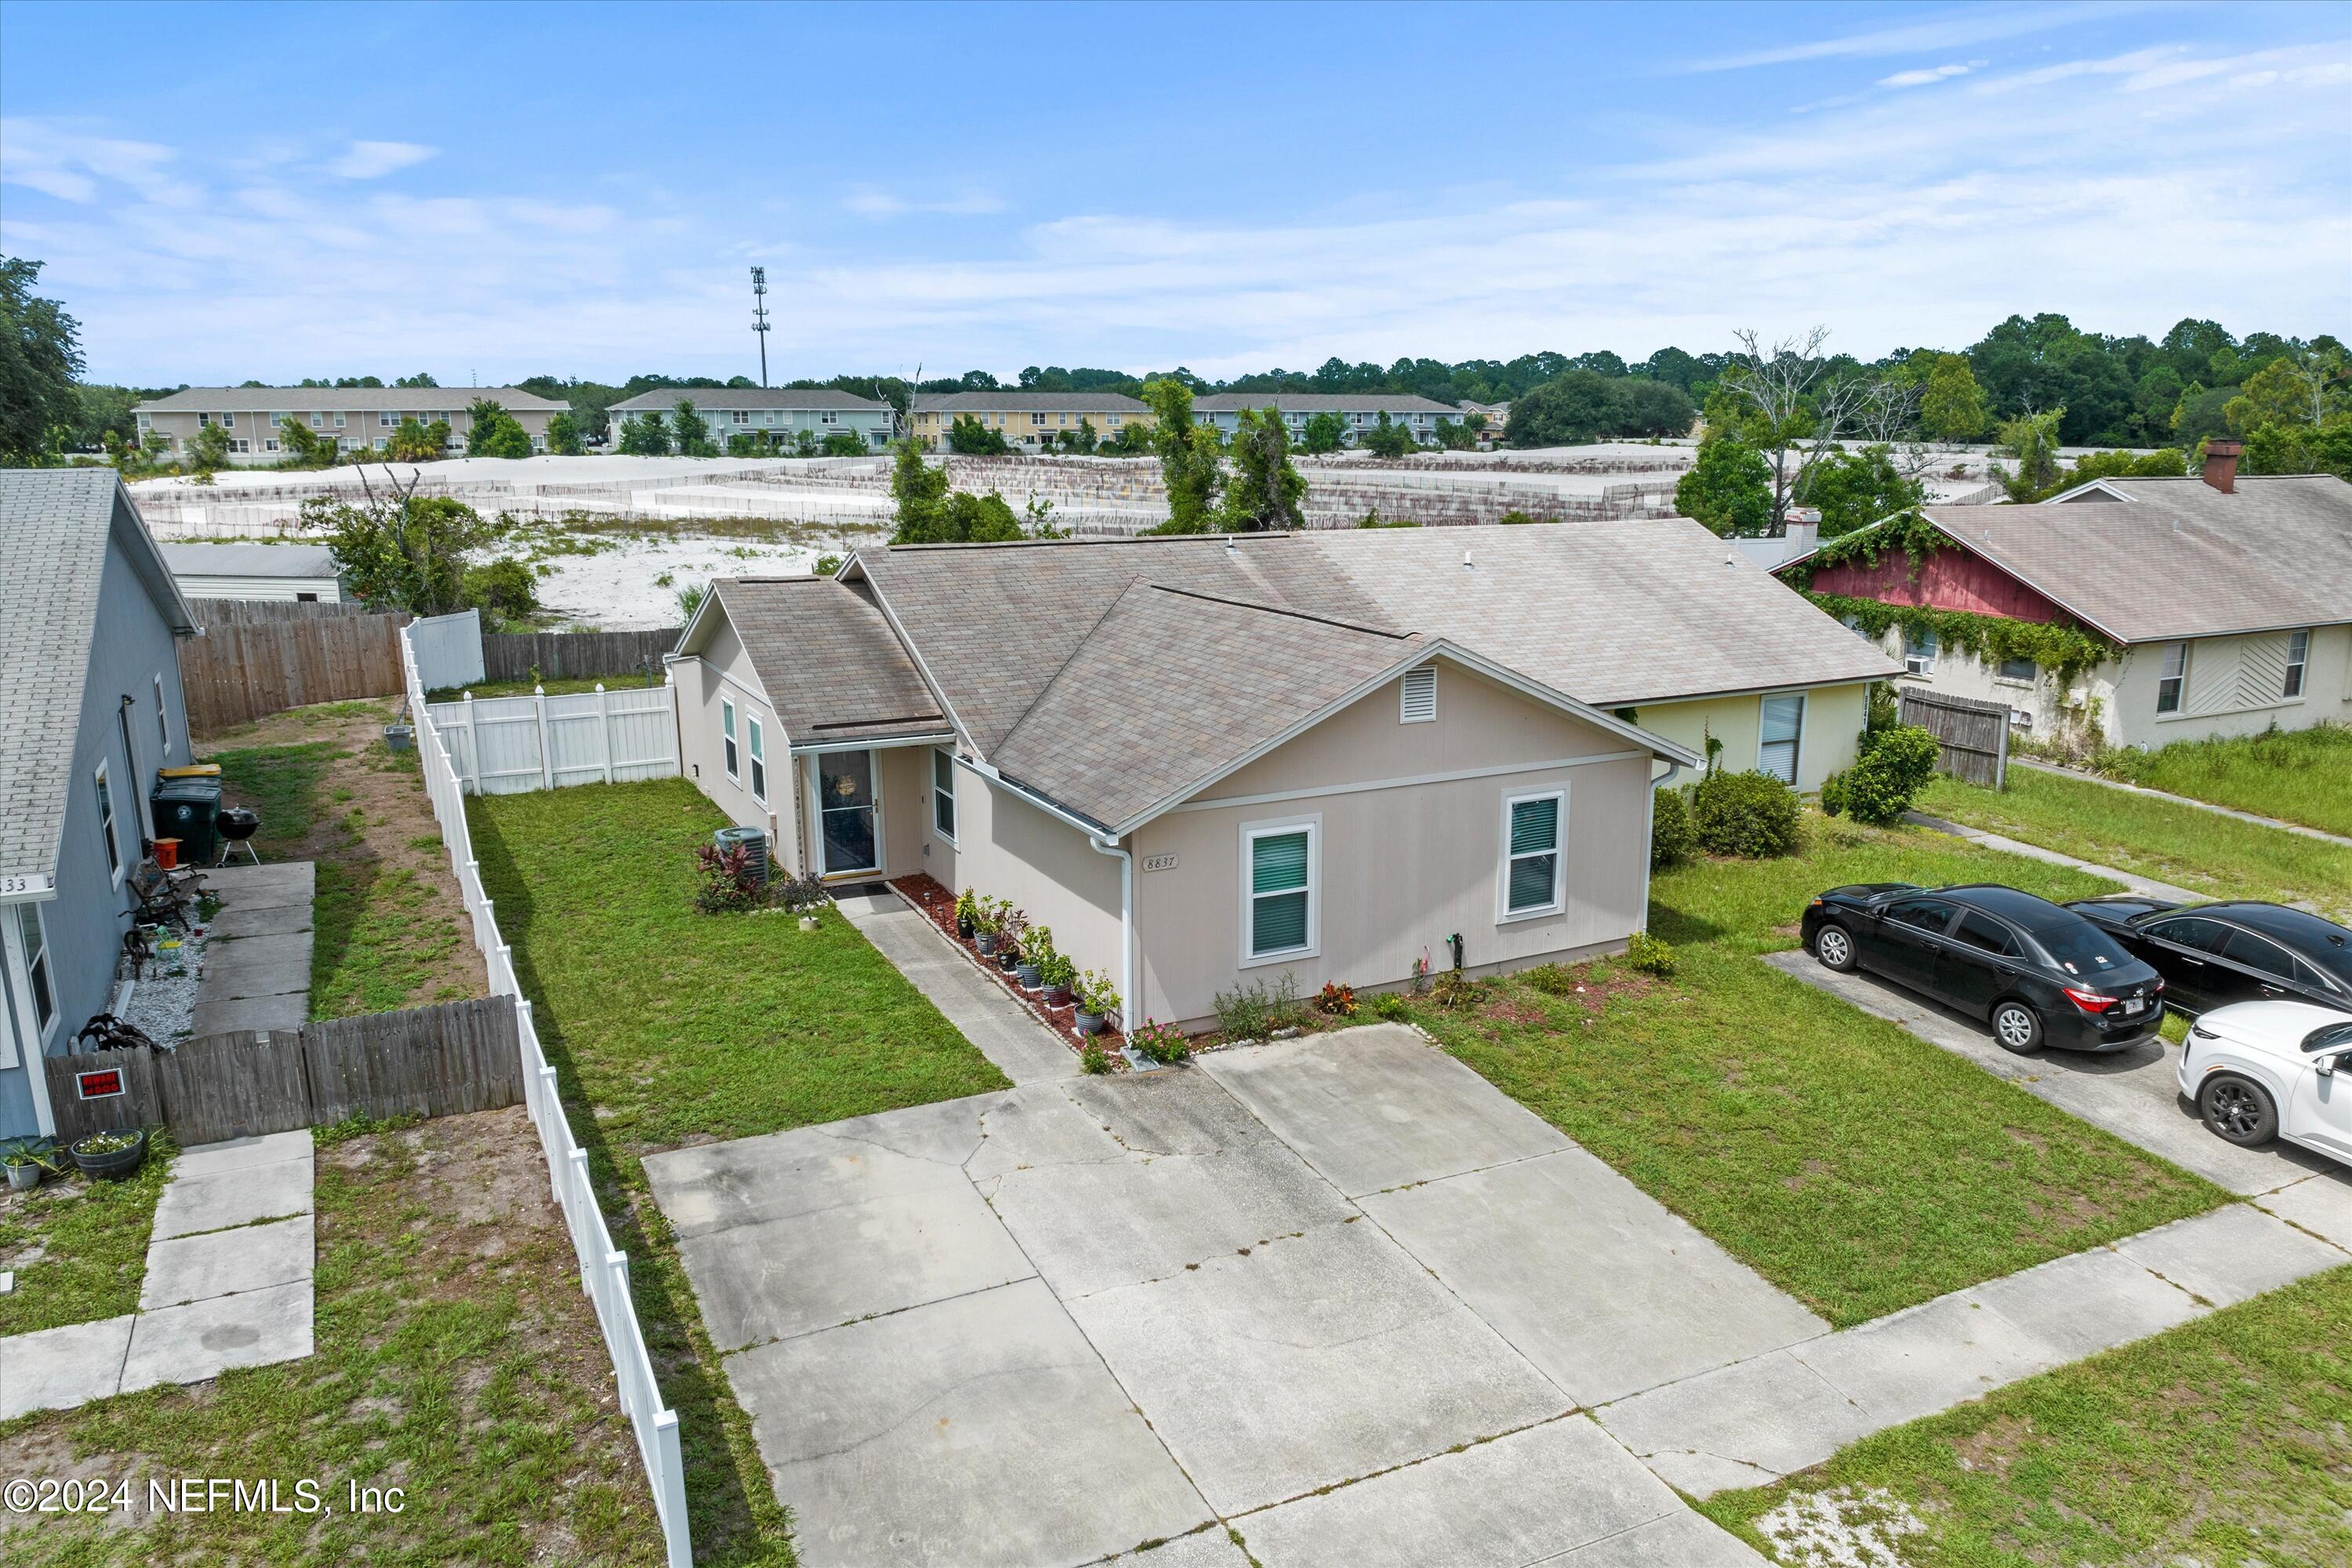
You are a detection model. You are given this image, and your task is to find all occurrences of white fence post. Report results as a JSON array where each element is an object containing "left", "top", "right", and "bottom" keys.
[
  {"left": 534, "top": 684, "right": 555, "bottom": 791},
  {"left": 597, "top": 683, "right": 614, "bottom": 785},
  {"left": 462, "top": 691, "right": 479, "bottom": 795}
]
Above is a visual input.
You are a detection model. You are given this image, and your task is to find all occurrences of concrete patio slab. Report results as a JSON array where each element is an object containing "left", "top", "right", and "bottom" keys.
[
  {"left": 677, "top": 1182, "right": 1033, "bottom": 1352},
  {"left": 170, "top": 1129, "right": 313, "bottom": 1179},
  {"left": 2114, "top": 1203, "right": 2349, "bottom": 1307},
  {"left": 1360, "top": 1145, "right": 1826, "bottom": 1406},
  {"left": 837, "top": 891, "right": 1079, "bottom": 1085},
  {"left": 0, "top": 1314, "right": 135, "bottom": 1419},
  {"left": 730, "top": 1278, "right": 1208, "bottom": 1568},
  {"left": 2256, "top": 1171, "right": 2352, "bottom": 1250},
  {"left": 207, "top": 901, "right": 316, "bottom": 940},
  {"left": 202, "top": 862, "right": 315, "bottom": 909},
  {"left": 642, "top": 1094, "right": 999, "bottom": 1239},
  {"left": 119, "top": 1279, "right": 314, "bottom": 1393},
  {"left": 190, "top": 992, "right": 308, "bottom": 1036},
  {"left": 151, "top": 1156, "right": 313, "bottom": 1239},
  {"left": 1595, "top": 1349, "right": 1876, "bottom": 1496},
  {"left": 1764, "top": 951, "right": 2334, "bottom": 1194},
  {"left": 1200, "top": 1025, "right": 1570, "bottom": 1196},
  {"left": 140, "top": 1214, "right": 315, "bottom": 1311},
  {"left": 1232, "top": 1416, "right": 1680, "bottom": 1568},
  {"left": 1065, "top": 1218, "right": 1568, "bottom": 1516},
  {"left": 203, "top": 941, "right": 314, "bottom": 1001},
  {"left": 1554, "top": 1510, "right": 1769, "bottom": 1566}
]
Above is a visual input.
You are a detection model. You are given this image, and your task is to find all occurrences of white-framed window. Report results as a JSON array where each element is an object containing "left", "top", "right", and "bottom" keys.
[
  {"left": 932, "top": 748, "right": 958, "bottom": 841},
  {"left": 95, "top": 761, "right": 122, "bottom": 884},
  {"left": 1500, "top": 789, "right": 1565, "bottom": 920},
  {"left": 731, "top": 409, "right": 752, "bottom": 425},
  {"left": 1997, "top": 655, "right": 2036, "bottom": 683},
  {"left": 379, "top": 410, "right": 394, "bottom": 426},
  {"left": 221, "top": 411, "right": 236, "bottom": 429},
  {"left": 373, "top": 437, "right": 388, "bottom": 451},
  {"left": 1108, "top": 415, "right": 1123, "bottom": 427},
  {"left": 720, "top": 698, "right": 739, "bottom": 780},
  {"left": 230, "top": 439, "right": 250, "bottom": 454},
  {"left": 16, "top": 902, "right": 55, "bottom": 1038},
  {"left": 264, "top": 438, "right": 281, "bottom": 453},
  {"left": 2156, "top": 643, "right": 2187, "bottom": 713},
  {"left": 2285, "top": 630, "right": 2310, "bottom": 698},
  {"left": 1759, "top": 693, "right": 1804, "bottom": 785},
  {"left": 154, "top": 673, "right": 171, "bottom": 755},
  {"left": 747, "top": 717, "right": 767, "bottom": 803},
  {"left": 820, "top": 410, "right": 838, "bottom": 425},
  {"left": 196, "top": 412, "right": 212, "bottom": 427},
  {"left": 1242, "top": 817, "right": 1319, "bottom": 964},
  {"left": 1904, "top": 625, "right": 1937, "bottom": 675},
  {"left": 310, "top": 411, "right": 325, "bottom": 429},
  {"left": 1400, "top": 665, "right": 1437, "bottom": 724},
  {"left": 333, "top": 412, "right": 347, "bottom": 428}
]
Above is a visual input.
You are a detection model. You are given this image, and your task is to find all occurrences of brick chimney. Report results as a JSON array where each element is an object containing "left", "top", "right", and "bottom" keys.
[{"left": 2202, "top": 439, "right": 2241, "bottom": 494}]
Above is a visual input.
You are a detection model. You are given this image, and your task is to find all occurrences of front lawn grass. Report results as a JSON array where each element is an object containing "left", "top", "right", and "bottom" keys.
[
  {"left": 2090, "top": 720, "right": 2352, "bottom": 838},
  {"left": 468, "top": 776, "right": 1008, "bottom": 1564},
  {"left": 1699, "top": 1264, "right": 2352, "bottom": 1566},
  {"left": 0, "top": 1138, "right": 173, "bottom": 1336},
  {"left": 1406, "top": 813, "right": 2228, "bottom": 1327},
  {"left": 1921, "top": 765, "right": 2352, "bottom": 920}
]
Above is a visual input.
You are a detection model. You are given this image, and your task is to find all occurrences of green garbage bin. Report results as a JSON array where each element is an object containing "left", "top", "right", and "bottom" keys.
[{"left": 152, "top": 775, "right": 224, "bottom": 867}]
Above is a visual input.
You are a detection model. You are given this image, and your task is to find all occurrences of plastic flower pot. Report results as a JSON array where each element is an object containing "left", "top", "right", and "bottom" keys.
[
  {"left": 5, "top": 1160, "right": 40, "bottom": 1192},
  {"left": 798, "top": 914, "right": 819, "bottom": 931},
  {"left": 976, "top": 934, "right": 997, "bottom": 956},
  {"left": 1016, "top": 962, "right": 1042, "bottom": 989},
  {"left": 1074, "top": 1010, "right": 1103, "bottom": 1035},
  {"left": 996, "top": 949, "right": 1020, "bottom": 972},
  {"left": 956, "top": 916, "right": 976, "bottom": 940},
  {"left": 70, "top": 1127, "right": 148, "bottom": 1181},
  {"left": 383, "top": 724, "right": 415, "bottom": 753}
]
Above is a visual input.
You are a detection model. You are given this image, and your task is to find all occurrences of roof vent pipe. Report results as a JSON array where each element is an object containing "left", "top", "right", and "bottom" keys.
[{"left": 1462, "top": 548, "right": 1475, "bottom": 572}]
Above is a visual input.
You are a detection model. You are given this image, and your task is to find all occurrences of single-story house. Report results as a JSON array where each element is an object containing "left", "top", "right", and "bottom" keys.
[
  {"left": 669, "top": 522, "right": 1895, "bottom": 1029},
  {"left": 1, "top": 469, "right": 200, "bottom": 1138},
  {"left": 159, "top": 542, "right": 347, "bottom": 603},
  {"left": 1192, "top": 393, "right": 1460, "bottom": 446},
  {"left": 607, "top": 387, "right": 896, "bottom": 450},
  {"left": 1780, "top": 446, "right": 2352, "bottom": 750}
]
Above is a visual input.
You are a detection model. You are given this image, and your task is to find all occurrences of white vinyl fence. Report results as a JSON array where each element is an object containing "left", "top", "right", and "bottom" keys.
[
  {"left": 399, "top": 626, "right": 693, "bottom": 1566},
  {"left": 427, "top": 684, "right": 680, "bottom": 795}
]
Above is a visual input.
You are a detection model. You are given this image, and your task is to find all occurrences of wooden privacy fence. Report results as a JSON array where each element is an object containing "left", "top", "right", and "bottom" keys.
[
  {"left": 480, "top": 627, "right": 683, "bottom": 684},
  {"left": 1898, "top": 684, "right": 2012, "bottom": 789},
  {"left": 45, "top": 995, "right": 522, "bottom": 1146},
  {"left": 187, "top": 597, "right": 379, "bottom": 626},
  {"left": 181, "top": 612, "right": 410, "bottom": 735}
]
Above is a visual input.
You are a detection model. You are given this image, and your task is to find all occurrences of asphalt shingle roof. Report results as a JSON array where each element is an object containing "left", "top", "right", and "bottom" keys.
[
  {"left": 1192, "top": 393, "right": 1460, "bottom": 415},
  {"left": 608, "top": 387, "right": 889, "bottom": 413},
  {"left": 1, "top": 468, "right": 191, "bottom": 883},
  {"left": 911, "top": 391, "right": 1149, "bottom": 414},
  {"left": 707, "top": 576, "right": 945, "bottom": 745},
  {"left": 133, "top": 387, "right": 564, "bottom": 413}
]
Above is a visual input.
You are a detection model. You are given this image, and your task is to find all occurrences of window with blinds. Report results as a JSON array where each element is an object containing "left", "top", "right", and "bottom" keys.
[
  {"left": 1400, "top": 666, "right": 1437, "bottom": 724},
  {"left": 1759, "top": 695, "right": 1804, "bottom": 785},
  {"left": 1502, "top": 790, "right": 1563, "bottom": 917},
  {"left": 1247, "top": 826, "right": 1316, "bottom": 960}
]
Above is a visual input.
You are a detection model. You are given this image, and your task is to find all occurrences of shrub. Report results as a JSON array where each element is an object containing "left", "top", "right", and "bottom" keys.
[
  {"left": 1080, "top": 1044, "right": 1112, "bottom": 1075},
  {"left": 1129, "top": 1020, "right": 1190, "bottom": 1065},
  {"left": 1838, "top": 724, "right": 1940, "bottom": 826},
  {"left": 1316, "top": 982, "right": 1357, "bottom": 1017},
  {"left": 691, "top": 843, "right": 764, "bottom": 913},
  {"left": 1430, "top": 970, "right": 1483, "bottom": 1009},
  {"left": 1523, "top": 964, "right": 1577, "bottom": 996},
  {"left": 1213, "top": 971, "right": 1304, "bottom": 1039},
  {"left": 1650, "top": 786, "right": 1697, "bottom": 870},
  {"left": 1624, "top": 931, "right": 1676, "bottom": 976},
  {"left": 463, "top": 557, "right": 539, "bottom": 619},
  {"left": 1371, "top": 993, "right": 1411, "bottom": 1021},
  {"left": 1689, "top": 769, "right": 1802, "bottom": 858}
]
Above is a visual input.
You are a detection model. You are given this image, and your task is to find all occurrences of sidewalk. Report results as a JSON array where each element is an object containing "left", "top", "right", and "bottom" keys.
[
  {"left": 2013, "top": 757, "right": 2352, "bottom": 848},
  {"left": 1903, "top": 810, "right": 2202, "bottom": 902},
  {"left": 0, "top": 1131, "right": 317, "bottom": 1420},
  {"left": 192, "top": 861, "right": 317, "bottom": 1035},
  {"left": 833, "top": 889, "right": 1079, "bottom": 1086}
]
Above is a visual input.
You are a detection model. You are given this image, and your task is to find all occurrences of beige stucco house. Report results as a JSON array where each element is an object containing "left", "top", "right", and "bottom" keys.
[
  {"left": 669, "top": 524, "right": 1893, "bottom": 1030},
  {"left": 909, "top": 391, "right": 1152, "bottom": 451},
  {"left": 132, "top": 387, "right": 568, "bottom": 464}
]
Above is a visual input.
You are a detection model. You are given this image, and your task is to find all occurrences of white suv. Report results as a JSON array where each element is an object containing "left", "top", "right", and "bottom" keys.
[{"left": 2177, "top": 1000, "right": 2352, "bottom": 1165}]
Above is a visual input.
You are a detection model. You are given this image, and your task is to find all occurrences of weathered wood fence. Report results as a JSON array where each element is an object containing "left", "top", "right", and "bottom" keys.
[
  {"left": 187, "top": 597, "right": 378, "bottom": 626},
  {"left": 181, "top": 612, "right": 411, "bottom": 735},
  {"left": 45, "top": 995, "right": 522, "bottom": 1145},
  {"left": 1898, "top": 684, "right": 2012, "bottom": 789},
  {"left": 480, "top": 627, "right": 682, "bottom": 684}
]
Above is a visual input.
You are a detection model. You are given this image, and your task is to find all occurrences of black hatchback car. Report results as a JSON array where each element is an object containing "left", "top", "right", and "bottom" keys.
[
  {"left": 2063, "top": 898, "right": 2352, "bottom": 1017},
  {"left": 1802, "top": 883, "right": 2165, "bottom": 1053}
]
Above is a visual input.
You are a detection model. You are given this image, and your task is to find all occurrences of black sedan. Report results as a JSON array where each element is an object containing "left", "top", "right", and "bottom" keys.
[
  {"left": 2063, "top": 898, "right": 2352, "bottom": 1017},
  {"left": 1802, "top": 882, "right": 2165, "bottom": 1054}
]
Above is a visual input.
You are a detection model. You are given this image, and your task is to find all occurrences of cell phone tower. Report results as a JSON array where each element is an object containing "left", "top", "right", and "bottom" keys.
[{"left": 750, "top": 267, "right": 771, "bottom": 388}]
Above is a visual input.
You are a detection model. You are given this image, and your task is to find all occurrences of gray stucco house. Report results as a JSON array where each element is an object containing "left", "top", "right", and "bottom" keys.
[{"left": 1, "top": 469, "right": 198, "bottom": 1138}]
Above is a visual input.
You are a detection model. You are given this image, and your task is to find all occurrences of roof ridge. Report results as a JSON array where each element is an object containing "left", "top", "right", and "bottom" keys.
[
  {"left": 993, "top": 574, "right": 1150, "bottom": 749},
  {"left": 1142, "top": 581, "right": 1415, "bottom": 640}
]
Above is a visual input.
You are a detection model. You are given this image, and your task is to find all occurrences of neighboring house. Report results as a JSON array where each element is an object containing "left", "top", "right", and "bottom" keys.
[
  {"left": 1780, "top": 447, "right": 2352, "bottom": 750},
  {"left": 909, "top": 392, "right": 1152, "bottom": 452},
  {"left": 132, "top": 387, "right": 567, "bottom": 464},
  {"left": 1, "top": 470, "right": 199, "bottom": 1138},
  {"left": 158, "top": 542, "right": 346, "bottom": 603},
  {"left": 606, "top": 387, "right": 895, "bottom": 450},
  {"left": 668, "top": 523, "right": 1892, "bottom": 1029},
  {"left": 1192, "top": 393, "right": 1461, "bottom": 446},
  {"left": 1460, "top": 401, "right": 1511, "bottom": 444}
]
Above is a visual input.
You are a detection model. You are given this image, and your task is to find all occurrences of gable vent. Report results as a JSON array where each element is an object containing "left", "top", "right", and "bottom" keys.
[{"left": 1400, "top": 666, "right": 1437, "bottom": 724}]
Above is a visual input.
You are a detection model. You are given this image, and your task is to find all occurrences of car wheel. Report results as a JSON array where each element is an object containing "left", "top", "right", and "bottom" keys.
[
  {"left": 1815, "top": 924, "right": 1857, "bottom": 972},
  {"left": 1991, "top": 1000, "right": 2043, "bottom": 1054},
  {"left": 2198, "top": 1075, "right": 2278, "bottom": 1146}
]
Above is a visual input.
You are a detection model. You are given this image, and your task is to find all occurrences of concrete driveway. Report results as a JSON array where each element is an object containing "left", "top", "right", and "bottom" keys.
[{"left": 644, "top": 1025, "right": 1795, "bottom": 1568}]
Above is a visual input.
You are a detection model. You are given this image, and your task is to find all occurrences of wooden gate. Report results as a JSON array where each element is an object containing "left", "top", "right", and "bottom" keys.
[{"left": 1897, "top": 684, "right": 2012, "bottom": 789}]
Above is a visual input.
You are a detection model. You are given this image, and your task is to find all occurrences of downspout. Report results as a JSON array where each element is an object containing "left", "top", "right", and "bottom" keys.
[
  {"left": 967, "top": 760, "right": 1137, "bottom": 1034},
  {"left": 1639, "top": 757, "right": 1683, "bottom": 935}
]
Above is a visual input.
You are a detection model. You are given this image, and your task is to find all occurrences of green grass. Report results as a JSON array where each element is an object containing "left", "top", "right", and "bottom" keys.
[
  {"left": 468, "top": 777, "right": 1010, "bottom": 1564},
  {"left": 212, "top": 740, "right": 339, "bottom": 845},
  {"left": 1700, "top": 1264, "right": 2352, "bottom": 1566},
  {"left": 2089, "top": 720, "right": 2352, "bottom": 837},
  {"left": 5, "top": 1120, "right": 664, "bottom": 1566},
  {"left": 1921, "top": 766, "right": 2352, "bottom": 920},
  {"left": 0, "top": 1140, "right": 174, "bottom": 1336},
  {"left": 1405, "top": 814, "right": 2229, "bottom": 1326}
]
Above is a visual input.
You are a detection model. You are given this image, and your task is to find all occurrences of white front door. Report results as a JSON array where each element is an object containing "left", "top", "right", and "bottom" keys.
[{"left": 817, "top": 750, "right": 881, "bottom": 877}]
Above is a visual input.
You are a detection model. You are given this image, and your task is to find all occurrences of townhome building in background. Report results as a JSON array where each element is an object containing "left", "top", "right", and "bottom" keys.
[
  {"left": 909, "top": 390, "right": 1152, "bottom": 451},
  {"left": 604, "top": 387, "right": 895, "bottom": 450},
  {"left": 1192, "top": 392, "right": 1461, "bottom": 447},
  {"left": 132, "top": 387, "right": 568, "bottom": 465}
]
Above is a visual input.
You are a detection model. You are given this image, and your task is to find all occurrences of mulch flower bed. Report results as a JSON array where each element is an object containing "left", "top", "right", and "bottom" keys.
[{"left": 890, "top": 873, "right": 1127, "bottom": 1060}]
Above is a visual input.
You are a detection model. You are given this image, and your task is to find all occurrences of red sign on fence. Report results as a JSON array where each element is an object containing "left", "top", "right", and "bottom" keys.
[{"left": 75, "top": 1069, "right": 125, "bottom": 1101}]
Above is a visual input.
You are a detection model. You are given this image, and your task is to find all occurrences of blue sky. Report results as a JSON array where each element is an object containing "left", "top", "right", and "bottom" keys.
[{"left": 2, "top": 1, "right": 2346, "bottom": 387}]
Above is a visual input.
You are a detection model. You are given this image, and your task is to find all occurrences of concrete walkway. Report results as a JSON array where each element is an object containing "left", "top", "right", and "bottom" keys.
[
  {"left": 833, "top": 888, "right": 1078, "bottom": 1085},
  {"left": 0, "top": 1131, "right": 316, "bottom": 1420},
  {"left": 1903, "top": 809, "right": 2203, "bottom": 902},
  {"left": 192, "top": 861, "right": 316, "bottom": 1036},
  {"left": 2014, "top": 757, "right": 2352, "bottom": 848}
]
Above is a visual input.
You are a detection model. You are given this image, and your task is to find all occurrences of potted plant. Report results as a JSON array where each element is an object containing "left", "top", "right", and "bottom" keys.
[
  {"left": 1073, "top": 969, "right": 1120, "bottom": 1036},
  {"left": 1017, "top": 924, "right": 1053, "bottom": 991},
  {"left": 1039, "top": 951, "right": 1076, "bottom": 1006},
  {"left": 2, "top": 1135, "right": 62, "bottom": 1192},
  {"left": 974, "top": 897, "right": 1002, "bottom": 955},
  {"left": 70, "top": 1127, "right": 149, "bottom": 1180},
  {"left": 954, "top": 887, "right": 979, "bottom": 941},
  {"left": 996, "top": 909, "right": 1028, "bottom": 972}
]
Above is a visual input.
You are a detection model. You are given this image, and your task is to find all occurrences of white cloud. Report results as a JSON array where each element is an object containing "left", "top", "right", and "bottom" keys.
[
  {"left": 1879, "top": 63, "right": 1976, "bottom": 88},
  {"left": 843, "top": 187, "right": 1004, "bottom": 217},
  {"left": 1688, "top": 3, "right": 2132, "bottom": 71},
  {"left": 327, "top": 140, "right": 436, "bottom": 179}
]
